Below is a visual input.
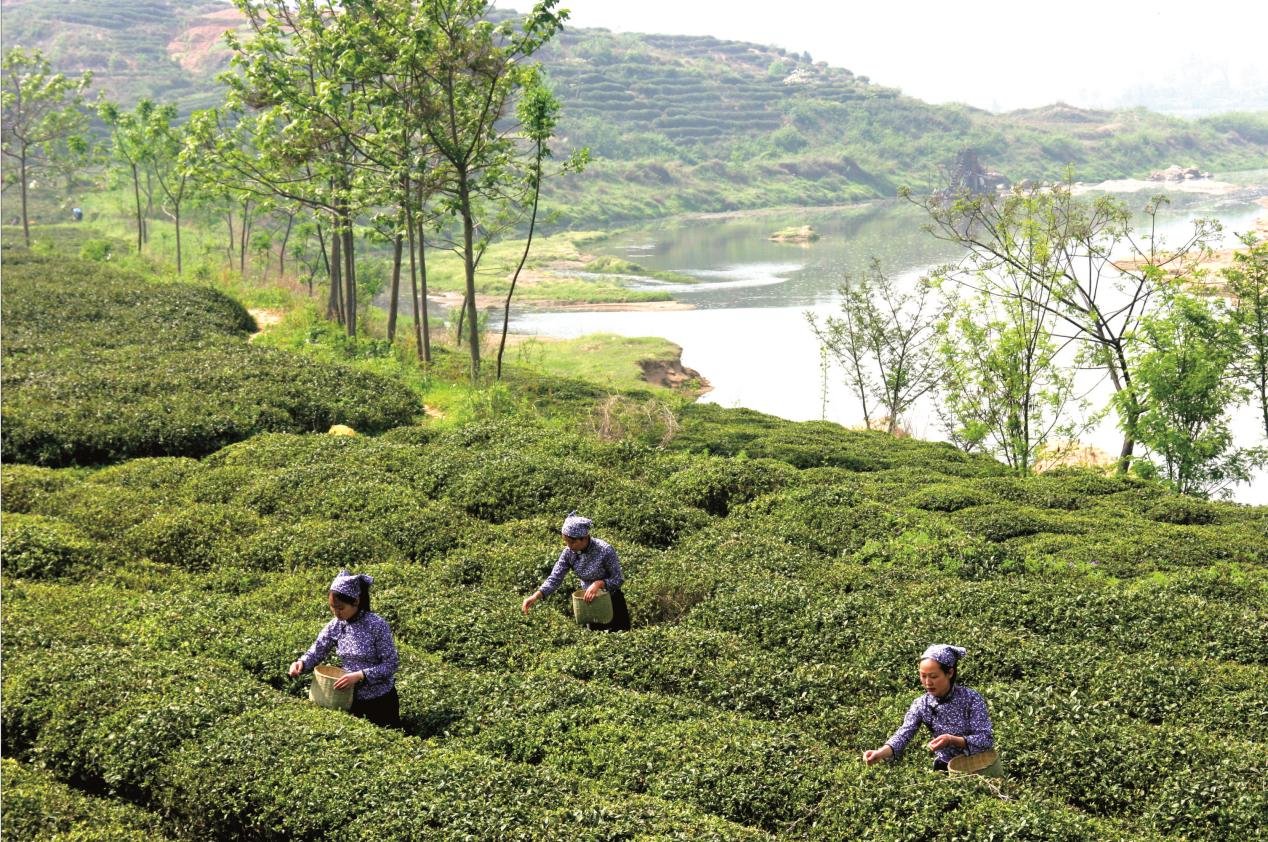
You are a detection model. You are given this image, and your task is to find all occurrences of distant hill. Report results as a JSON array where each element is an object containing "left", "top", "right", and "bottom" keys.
[{"left": 3, "top": 0, "right": 1266, "bottom": 225}]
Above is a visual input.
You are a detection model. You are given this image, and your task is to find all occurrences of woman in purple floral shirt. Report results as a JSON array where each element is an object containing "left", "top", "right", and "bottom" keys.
[
  {"left": 521, "top": 512, "right": 630, "bottom": 631},
  {"left": 863, "top": 644, "right": 994, "bottom": 771},
  {"left": 288, "top": 570, "right": 400, "bottom": 728}
]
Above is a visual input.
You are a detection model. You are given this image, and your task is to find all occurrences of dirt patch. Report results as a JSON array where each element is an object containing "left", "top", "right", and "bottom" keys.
[
  {"left": 168, "top": 8, "right": 241, "bottom": 75},
  {"left": 639, "top": 356, "right": 711, "bottom": 395},
  {"left": 247, "top": 308, "right": 285, "bottom": 343}
]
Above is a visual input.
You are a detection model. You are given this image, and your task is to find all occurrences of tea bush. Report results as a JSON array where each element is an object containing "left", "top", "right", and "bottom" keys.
[
  {"left": 1, "top": 256, "right": 419, "bottom": 466},
  {"left": 0, "top": 512, "right": 103, "bottom": 578},
  {"left": 1, "top": 758, "right": 171, "bottom": 841}
]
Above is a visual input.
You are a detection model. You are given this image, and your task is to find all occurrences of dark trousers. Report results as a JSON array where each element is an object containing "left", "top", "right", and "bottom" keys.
[
  {"left": 587, "top": 588, "right": 630, "bottom": 632},
  {"left": 351, "top": 686, "right": 400, "bottom": 729}
]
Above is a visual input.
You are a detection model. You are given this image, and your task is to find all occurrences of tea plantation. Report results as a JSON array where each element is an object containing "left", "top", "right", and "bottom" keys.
[{"left": 2, "top": 256, "right": 1267, "bottom": 840}]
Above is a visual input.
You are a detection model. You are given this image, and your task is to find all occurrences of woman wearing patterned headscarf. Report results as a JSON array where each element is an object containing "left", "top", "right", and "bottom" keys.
[
  {"left": 521, "top": 511, "right": 630, "bottom": 631},
  {"left": 862, "top": 644, "right": 994, "bottom": 771},
  {"left": 288, "top": 570, "right": 400, "bottom": 728}
]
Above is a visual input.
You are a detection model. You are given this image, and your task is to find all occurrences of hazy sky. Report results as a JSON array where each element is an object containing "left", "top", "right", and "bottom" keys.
[{"left": 515, "top": 0, "right": 1268, "bottom": 112}]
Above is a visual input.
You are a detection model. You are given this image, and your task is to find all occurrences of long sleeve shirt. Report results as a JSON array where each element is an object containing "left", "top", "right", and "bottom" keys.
[
  {"left": 884, "top": 684, "right": 994, "bottom": 764},
  {"left": 300, "top": 611, "right": 399, "bottom": 701},
  {"left": 538, "top": 537, "right": 624, "bottom": 596}
]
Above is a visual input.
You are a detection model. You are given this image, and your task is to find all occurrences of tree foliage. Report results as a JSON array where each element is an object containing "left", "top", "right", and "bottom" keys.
[
  {"left": 809, "top": 261, "right": 944, "bottom": 435},
  {"left": 1, "top": 46, "right": 93, "bottom": 246}
]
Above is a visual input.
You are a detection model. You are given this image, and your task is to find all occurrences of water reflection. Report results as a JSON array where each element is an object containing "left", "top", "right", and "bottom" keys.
[{"left": 508, "top": 186, "right": 1268, "bottom": 502}]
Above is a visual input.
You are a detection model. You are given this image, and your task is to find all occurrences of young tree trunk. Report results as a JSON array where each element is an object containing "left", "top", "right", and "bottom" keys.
[
  {"left": 225, "top": 210, "right": 235, "bottom": 264},
  {"left": 388, "top": 230, "right": 403, "bottom": 342},
  {"left": 279, "top": 212, "right": 293, "bottom": 279},
  {"left": 174, "top": 203, "right": 182, "bottom": 275},
  {"left": 458, "top": 175, "right": 480, "bottom": 377},
  {"left": 406, "top": 208, "right": 424, "bottom": 361},
  {"left": 19, "top": 151, "right": 31, "bottom": 247},
  {"left": 418, "top": 222, "right": 432, "bottom": 363},
  {"left": 342, "top": 215, "right": 356, "bottom": 337},
  {"left": 131, "top": 162, "right": 144, "bottom": 253},
  {"left": 328, "top": 224, "right": 344, "bottom": 325},
  {"left": 497, "top": 155, "right": 544, "bottom": 379},
  {"left": 239, "top": 199, "right": 252, "bottom": 275}
]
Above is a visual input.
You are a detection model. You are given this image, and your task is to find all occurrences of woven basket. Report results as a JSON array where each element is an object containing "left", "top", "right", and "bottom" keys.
[
  {"left": 948, "top": 748, "right": 1003, "bottom": 778},
  {"left": 309, "top": 664, "right": 354, "bottom": 711},
  {"left": 572, "top": 588, "right": 613, "bottom": 626}
]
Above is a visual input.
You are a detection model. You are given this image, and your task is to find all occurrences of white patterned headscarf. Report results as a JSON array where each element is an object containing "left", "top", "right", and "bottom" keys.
[
  {"left": 561, "top": 511, "right": 592, "bottom": 538},
  {"left": 330, "top": 569, "right": 372, "bottom": 600},
  {"left": 921, "top": 644, "right": 967, "bottom": 670}
]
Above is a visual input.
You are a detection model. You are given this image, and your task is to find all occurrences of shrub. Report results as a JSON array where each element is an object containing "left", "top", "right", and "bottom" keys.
[
  {"left": 0, "top": 464, "right": 79, "bottom": 513},
  {"left": 0, "top": 513, "right": 102, "bottom": 578},
  {"left": 1146, "top": 494, "right": 1219, "bottom": 525},
  {"left": 1, "top": 257, "right": 419, "bottom": 466},
  {"left": 660, "top": 455, "right": 797, "bottom": 516},
  {"left": 1, "top": 758, "right": 170, "bottom": 841},
  {"left": 123, "top": 504, "right": 262, "bottom": 571},
  {"left": 902, "top": 481, "right": 998, "bottom": 512},
  {"left": 237, "top": 518, "right": 401, "bottom": 571}
]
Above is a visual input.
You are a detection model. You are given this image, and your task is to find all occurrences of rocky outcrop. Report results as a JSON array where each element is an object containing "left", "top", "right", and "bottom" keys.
[
  {"left": 1149, "top": 165, "right": 1212, "bottom": 181},
  {"left": 769, "top": 225, "right": 819, "bottom": 243}
]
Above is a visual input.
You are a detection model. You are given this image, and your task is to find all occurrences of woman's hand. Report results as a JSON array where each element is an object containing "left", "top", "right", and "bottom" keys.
[
  {"left": 288, "top": 660, "right": 304, "bottom": 678},
  {"left": 333, "top": 670, "right": 365, "bottom": 691},
  {"left": 521, "top": 591, "right": 542, "bottom": 614},
  {"left": 927, "top": 734, "right": 965, "bottom": 752},
  {"left": 583, "top": 580, "right": 606, "bottom": 603},
  {"left": 862, "top": 745, "right": 893, "bottom": 765}
]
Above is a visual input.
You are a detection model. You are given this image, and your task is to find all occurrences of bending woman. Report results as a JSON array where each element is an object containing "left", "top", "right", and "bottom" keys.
[
  {"left": 863, "top": 644, "right": 993, "bottom": 770},
  {"left": 289, "top": 570, "right": 400, "bottom": 728},
  {"left": 522, "top": 512, "right": 630, "bottom": 631}
]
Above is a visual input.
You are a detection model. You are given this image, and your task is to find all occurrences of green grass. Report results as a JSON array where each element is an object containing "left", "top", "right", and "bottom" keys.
[{"left": 507, "top": 333, "right": 696, "bottom": 394}]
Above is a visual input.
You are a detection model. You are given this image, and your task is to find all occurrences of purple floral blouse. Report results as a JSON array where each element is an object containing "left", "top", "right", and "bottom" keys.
[
  {"left": 885, "top": 684, "right": 994, "bottom": 764},
  {"left": 300, "top": 611, "right": 398, "bottom": 701},
  {"left": 538, "top": 537, "right": 624, "bottom": 596}
]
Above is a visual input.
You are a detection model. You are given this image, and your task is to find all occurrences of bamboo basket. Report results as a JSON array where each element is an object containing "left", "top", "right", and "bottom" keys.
[
  {"left": 572, "top": 588, "right": 613, "bottom": 626},
  {"left": 948, "top": 748, "right": 1003, "bottom": 778},
  {"left": 309, "top": 664, "right": 354, "bottom": 711}
]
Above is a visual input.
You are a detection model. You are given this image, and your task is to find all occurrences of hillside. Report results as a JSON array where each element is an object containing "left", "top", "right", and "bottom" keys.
[
  {"left": 2, "top": 241, "right": 1267, "bottom": 839},
  {"left": 4, "top": 0, "right": 1266, "bottom": 225}
]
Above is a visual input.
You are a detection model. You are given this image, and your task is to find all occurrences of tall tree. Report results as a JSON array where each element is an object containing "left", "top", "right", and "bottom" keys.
[
  {"left": 909, "top": 180, "right": 1218, "bottom": 473},
  {"left": 148, "top": 103, "right": 195, "bottom": 274},
  {"left": 1126, "top": 293, "right": 1261, "bottom": 497},
  {"left": 418, "top": 0, "right": 568, "bottom": 379},
  {"left": 496, "top": 71, "right": 588, "bottom": 379},
  {"left": 1, "top": 47, "right": 92, "bottom": 246},
  {"left": 935, "top": 288, "right": 1089, "bottom": 475},
  {"left": 99, "top": 99, "right": 161, "bottom": 253}
]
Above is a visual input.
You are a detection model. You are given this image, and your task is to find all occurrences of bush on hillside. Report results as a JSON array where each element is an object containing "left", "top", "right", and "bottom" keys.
[
  {"left": 123, "top": 504, "right": 262, "bottom": 571},
  {"left": 0, "top": 464, "right": 79, "bottom": 513},
  {"left": 0, "top": 513, "right": 102, "bottom": 578},
  {"left": 1, "top": 758, "right": 170, "bottom": 841},
  {"left": 1, "top": 256, "right": 419, "bottom": 467}
]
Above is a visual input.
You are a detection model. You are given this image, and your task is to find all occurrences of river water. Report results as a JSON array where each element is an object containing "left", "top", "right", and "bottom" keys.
[{"left": 510, "top": 174, "right": 1268, "bottom": 503}]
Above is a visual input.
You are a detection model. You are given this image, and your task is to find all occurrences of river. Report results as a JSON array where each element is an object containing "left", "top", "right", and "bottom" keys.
[{"left": 508, "top": 173, "right": 1268, "bottom": 504}]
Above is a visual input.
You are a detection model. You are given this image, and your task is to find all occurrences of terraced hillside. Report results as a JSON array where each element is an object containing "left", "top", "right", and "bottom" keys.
[
  {"left": 5, "top": 1, "right": 1266, "bottom": 225},
  {"left": 0, "top": 0, "right": 236, "bottom": 112}
]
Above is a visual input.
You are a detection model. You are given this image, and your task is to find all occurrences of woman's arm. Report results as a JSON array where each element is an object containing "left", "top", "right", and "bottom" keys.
[
  {"left": 290, "top": 619, "right": 337, "bottom": 676},
  {"left": 881, "top": 697, "right": 926, "bottom": 760},
  {"left": 537, "top": 551, "right": 572, "bottom": 598}
]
